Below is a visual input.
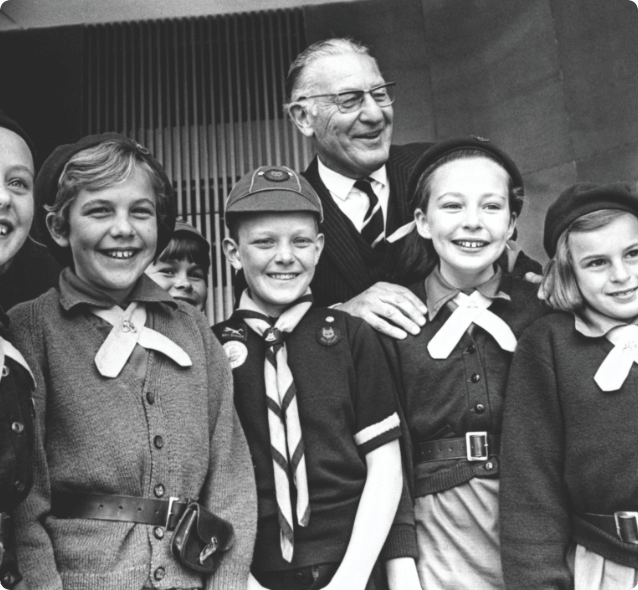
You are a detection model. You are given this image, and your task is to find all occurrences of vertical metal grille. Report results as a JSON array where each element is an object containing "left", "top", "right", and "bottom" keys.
[{"left": 83, "top": 9, "right": 311, "bottom": 322}]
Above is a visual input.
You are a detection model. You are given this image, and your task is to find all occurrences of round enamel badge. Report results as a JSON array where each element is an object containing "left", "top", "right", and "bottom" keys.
[{"left": 223, "top": 341, "right": 248, "bottom": 369}]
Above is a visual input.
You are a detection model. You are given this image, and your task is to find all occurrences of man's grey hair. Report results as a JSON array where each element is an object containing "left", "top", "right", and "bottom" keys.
[{"left": 284, "top": 38, "right": 375, "bottom": 113}]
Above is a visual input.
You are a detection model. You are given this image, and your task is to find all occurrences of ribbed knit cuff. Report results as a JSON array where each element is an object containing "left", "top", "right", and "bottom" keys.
[
  {"left": 206, "top": 564, "right": 250, "bottom": 590},
  {"left": 381, "top": 523, "right": 418, "bottom": 561}
]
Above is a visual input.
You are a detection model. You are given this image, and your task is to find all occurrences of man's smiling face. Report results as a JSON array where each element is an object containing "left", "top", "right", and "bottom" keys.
[{"left": 303, "top": 53, "right": 393, "bottom": 180}]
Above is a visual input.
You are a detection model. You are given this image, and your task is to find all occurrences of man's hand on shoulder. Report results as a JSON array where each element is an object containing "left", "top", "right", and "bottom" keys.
[{"left": 335, "top": 282, "right": 427, "bottom": 339}]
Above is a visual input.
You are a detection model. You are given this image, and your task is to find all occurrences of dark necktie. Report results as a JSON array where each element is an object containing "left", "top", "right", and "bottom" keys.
[{"left": 354, "top": 179, "right": 385, "bottom": 249}]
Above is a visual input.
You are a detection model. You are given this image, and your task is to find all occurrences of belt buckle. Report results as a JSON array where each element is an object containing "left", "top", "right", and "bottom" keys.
[
  {"left": 466, "top": 432, "right": 489, "bottom": 462},
  {"left": 614, "top": 511, "right": 638, "bottom": 544},
  {"left": 165, "top": 496, "right": 180, "bottom": 530}
]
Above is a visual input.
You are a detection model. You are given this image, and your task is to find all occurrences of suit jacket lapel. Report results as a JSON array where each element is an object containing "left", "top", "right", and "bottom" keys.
[{"left": 303, "top": 158, "right": 376, "bottom": 296}]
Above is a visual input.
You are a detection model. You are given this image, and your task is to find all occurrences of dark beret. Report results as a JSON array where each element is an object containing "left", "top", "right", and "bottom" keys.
[
  {"left": 0, "top": 108, "right": 36, "bottom": 159},
  {"left": 543, "top": 182, "right": 638, "bottom": 258},
  {"left": 33, "top": 133, "right": 176, "bottom": 267},
  {"left": 406, "top": 136, "right": 525, "bottom": 215}
]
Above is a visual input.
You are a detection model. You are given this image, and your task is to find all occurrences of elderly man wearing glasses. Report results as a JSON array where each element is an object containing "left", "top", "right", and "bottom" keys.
[
  {"left": 285, "top": 38, "right": 433, "bottom": 339},
  {"left": 286, "top": 38, "right": 541, "bottom": 339}
]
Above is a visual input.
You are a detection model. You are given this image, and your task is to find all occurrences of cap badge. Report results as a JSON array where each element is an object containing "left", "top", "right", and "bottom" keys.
[
  {"left": 263, "top": 168, "right": 290, "bottom": 182},
  {"left": 471, "top": 135, "right": 490, "bottom": 143}
]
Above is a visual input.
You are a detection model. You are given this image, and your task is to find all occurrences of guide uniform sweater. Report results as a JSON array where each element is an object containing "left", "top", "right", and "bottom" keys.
[
  {"left": 9, "top": 276, "right": 256, "bottom": 590},
  {"left": 382, "top": 271, "right": 547, "bottom": 497},
  {"left": 500, "top": 312, "right": 638, "bottom": 590}
]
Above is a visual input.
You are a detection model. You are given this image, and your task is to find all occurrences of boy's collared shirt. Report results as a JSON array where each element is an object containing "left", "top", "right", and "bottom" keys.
[{"left": 424, "top": 265, "right": 511, "bottom": 321}]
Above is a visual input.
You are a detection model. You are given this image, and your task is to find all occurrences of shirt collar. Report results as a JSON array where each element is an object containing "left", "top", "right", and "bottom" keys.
[
  {"left": 424, "top": 265, "right": 510, "bottom": 321},
  {"left": 573, "top": 306, "right": 637, "bottom": 338},
  {"left": 317, "top": 157, "right": 387, "bottom": 202},
  {"left": 59, "top": 267, "right": 177, "bottom": 312}
]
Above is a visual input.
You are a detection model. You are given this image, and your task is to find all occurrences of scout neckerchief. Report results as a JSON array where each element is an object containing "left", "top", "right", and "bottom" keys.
[
  {"left": 59, "top": 269, "right": 191, "bottom": 379},
  {"left": 574, "top": 308, "right": 638, "bottom": 392},
  {"left": 426, "top": 267, "right": 516, "bottom": 359},
  {"left": 0, "top": 312, "right": 35, "bottom": 388},
  {"left": 234, "top": 289, "right": 313, "bottom": 562}
]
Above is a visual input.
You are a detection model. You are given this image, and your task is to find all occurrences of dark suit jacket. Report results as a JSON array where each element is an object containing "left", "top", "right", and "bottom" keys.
[{"left": 303, "top": 143, "right": 432, "bottom": 306}]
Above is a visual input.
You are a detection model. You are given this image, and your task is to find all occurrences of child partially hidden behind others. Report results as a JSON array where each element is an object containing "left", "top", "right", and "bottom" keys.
[
  {"left": 214, "top": 166, "right": 410, "bottom": 590},
  {"left": 500, "top": 183, "right": 638, "bottom": 590},
  {"left": 9, "top": 133, "right": 256, "bottom": 590},
  {"left": 146, "top": 220, "right": 210, "bottom": 312}
]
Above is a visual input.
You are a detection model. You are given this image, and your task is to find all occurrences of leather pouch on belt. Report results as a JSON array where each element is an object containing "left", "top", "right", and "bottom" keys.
[{"left": 170, "top": 502, "right": 235, "bottom": 574}]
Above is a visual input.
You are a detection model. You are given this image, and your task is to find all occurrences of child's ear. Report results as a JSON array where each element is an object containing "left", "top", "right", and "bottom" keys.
[
  {"left": 507, "top": 212, "right": 518, "bottom": 241},
  {"left": 45, "top": 212, "right": 70, "bottom": 248},
  {"left": 414, "top": 208, "right": 433, "bottom": 240},
  {"left": 288, "top": 102, "right": 315, "bottom": 139},
  {"left": 222, "top": 237, "right": 243, "bottom": 271},
  {"left": 314, "top": 233, "right": 325, "bottom": 264}
]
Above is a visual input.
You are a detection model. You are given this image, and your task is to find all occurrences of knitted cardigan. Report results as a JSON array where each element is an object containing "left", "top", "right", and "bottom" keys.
[
  {"left": 500, "top": 312, "right": 638, "bottom": 590},
  {"left": 9, "top": 288, "right": 257, "bottom": 590}
]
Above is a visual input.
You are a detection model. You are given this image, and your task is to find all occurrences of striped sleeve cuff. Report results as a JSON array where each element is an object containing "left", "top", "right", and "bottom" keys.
[{"left": 354, "top": 412, "right": 401, "bottom": 447}]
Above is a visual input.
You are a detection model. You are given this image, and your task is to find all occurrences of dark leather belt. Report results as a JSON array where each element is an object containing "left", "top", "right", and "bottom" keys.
[
  {"left": 416, "top": 433, "right": 501, "bottom": 463},
  {"left": 51, "top": 492, "right": 189, "bottom": 531},
  {"left": 583, "top": 512, "right": 638, "bottom": 544}
]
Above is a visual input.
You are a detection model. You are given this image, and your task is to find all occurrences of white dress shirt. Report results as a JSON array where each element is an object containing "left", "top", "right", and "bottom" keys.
[{"left": 317, "top": 158, "right": 390, "bottom": 232}]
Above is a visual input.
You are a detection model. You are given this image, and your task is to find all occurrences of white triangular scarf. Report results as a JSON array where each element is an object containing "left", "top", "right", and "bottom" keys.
[
  {"left": 428, "top": 290, "right": 517, "bottom": 359},
  {"left": 91, "top": 302, "right": 191, "bottom": 378},
  {"left": 594, "top": 324, "right": 638, "bottom": 392}
]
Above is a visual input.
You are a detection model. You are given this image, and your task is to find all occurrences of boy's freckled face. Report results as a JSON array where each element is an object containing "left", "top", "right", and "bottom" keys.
[
  {"left": 415, "top": 157, "right": 516, "bottom": 289},
  {"left": 224, "top": 212, "right": 324, "bottom": 317},
  {"left": 54, "top": 167, "right": 158, "bottom": 302},
  {"left": 146, "top": 258, "right": 208, "bottom": 311},
  {"left": 571, "top": 214, "right": 638, "bottom": 322},
  {"left": 0, "top": 128, "right": 34, "bottom": 273}
]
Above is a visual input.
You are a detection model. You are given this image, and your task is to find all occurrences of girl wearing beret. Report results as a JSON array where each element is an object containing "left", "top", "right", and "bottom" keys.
[
  {"left": 500, "top": 183, "right": 638, "bottom": 590},
  {"left": 382, "top": 137, "right": 547, "bottom": 590},
  {"left": 0, "top": 109, "right": 37, "bottom": 588},
  {"left": 9, "top": 134, "right": 256, "bottom": 590}
]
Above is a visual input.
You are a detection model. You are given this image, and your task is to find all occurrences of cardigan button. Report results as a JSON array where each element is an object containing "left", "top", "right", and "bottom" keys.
[
  {"left": 2, "top": 365, "right": 9, "bottom": 377},
  {"left": 14, "top": 479, "right": 24, "bottom": 493},
  {"left": 470, "top": 373, "right": 481, "bottom": 383},
  {"left": 153, "top": 566, "right": 165, "bottom": 581},
  {"left": 485, "top": 461, "right": 494, "bottom": 471},
  {"left": 466, "top": 344, "right": 476, "bottom": 354},
  {"left": 154, "top": 484, "right": 165, "bottom": 498},
  {"left": 146, "top": 391, "right": 155, "bottom": 405},
  {"left": 11, "top": 421, "right": 24, "bottom": 434},
  {"left": 154, "top": 526, "right": 165, "bottom": 540},
  {"left": 475, "top": 404, "right": 485, "bottom": 414},
  {"left": 154, "top": 435, "right": 164, "bottom": 449}
]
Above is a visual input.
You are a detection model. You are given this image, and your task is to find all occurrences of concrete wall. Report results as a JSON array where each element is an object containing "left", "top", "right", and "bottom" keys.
[{"left": 418, "top": 0, "right": 638, "bottom": 264}]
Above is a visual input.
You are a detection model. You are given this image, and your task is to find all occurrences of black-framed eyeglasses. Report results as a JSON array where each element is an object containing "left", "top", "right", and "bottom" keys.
[{"left": 299, "top": 82, "right": 396, "bottom": 113}]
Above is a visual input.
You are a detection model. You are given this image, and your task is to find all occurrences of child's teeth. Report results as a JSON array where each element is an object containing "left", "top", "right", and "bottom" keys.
[
  {"left": 0, "top": 225, "right": 9, "bottom": 236},
  {"left": 108, "top": 250, "right": 134, "bottom": 259}
]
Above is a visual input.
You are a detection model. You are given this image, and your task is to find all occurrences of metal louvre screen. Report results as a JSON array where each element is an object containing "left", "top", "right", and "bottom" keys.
[{"left": 83, "top": 9, "right": 312, "bottom": 323}]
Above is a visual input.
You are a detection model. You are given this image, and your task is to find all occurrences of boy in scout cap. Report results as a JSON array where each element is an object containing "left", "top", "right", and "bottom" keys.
[{"left": 215, "top": 165, "right": 414, "bottom": 590}]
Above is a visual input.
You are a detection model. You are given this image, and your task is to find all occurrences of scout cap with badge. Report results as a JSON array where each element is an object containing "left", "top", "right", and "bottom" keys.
[{"left": 225, "top": 165, "right": 323, "bottom": 222}]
